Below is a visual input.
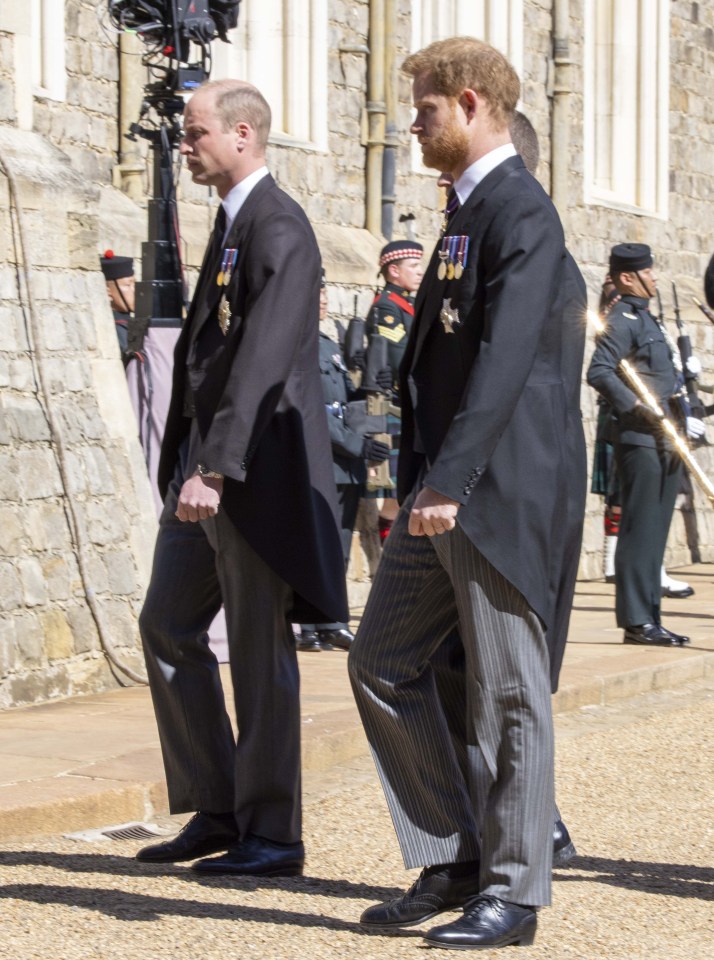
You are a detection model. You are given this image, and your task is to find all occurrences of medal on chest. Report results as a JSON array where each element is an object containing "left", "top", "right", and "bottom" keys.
[
  {"left": 437, "top": 235, "right": 469, "bottom": 281},
  {"left": 216, "top": 247, "right": 238, "bottom": 335},
  {"left": 440, "top": 298, "right": 460, "bottom": 334}
]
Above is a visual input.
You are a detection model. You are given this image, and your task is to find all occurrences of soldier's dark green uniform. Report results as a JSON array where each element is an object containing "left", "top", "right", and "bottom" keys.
[
  {"left": 366, "top": 281, "right": 416, "bottom": 386},
  {"left": 587, "top": 244, "right": 688, "bottom": 645}
]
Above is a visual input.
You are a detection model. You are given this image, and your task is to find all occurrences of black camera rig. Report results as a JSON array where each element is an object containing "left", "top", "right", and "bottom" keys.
[{"left": 107, "top": 1, "right": 241, "bottom": 347}]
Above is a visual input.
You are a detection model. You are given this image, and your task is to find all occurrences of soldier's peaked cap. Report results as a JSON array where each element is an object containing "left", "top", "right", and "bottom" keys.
[
  {"left": 100, "top": 250, "right": 134, "bottom": 282},
  {"left": 379, "top": 240, "right": 423, "bottom": 267},
  {"left": 609, "top": 243, "right": 653, "bottom": 275}
]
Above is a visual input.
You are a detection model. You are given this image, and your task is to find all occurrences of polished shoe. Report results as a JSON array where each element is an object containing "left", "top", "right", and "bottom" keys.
[
  {"left": 661, "top": 584, "right": 695, "bottom": 599},
  {"left": 604, "top": 574, "right": 616, "bottom": 584},
  {"left": 192, "top": 833, "right": 305, "bottom": 876},
  {"left": 296, "top": 630, "right": 322, "bottom": 652},
  {"left": 623, "top": 623, "right": 689, "bottom": 646},
  {"left": 552, "top": 819, "right": 577, "bottom": 868},
  {"left": 360, "top": 865, "right": 480, "bottom": 929},
  {"left": 135, "top": 811, "right": 238, "bottom": 863},
  {"left": 659, "top": 625, "right": 690, "bottom": 644},
  {"left": 423, "top": 895, "right": 537, "bottom": 949},
  {"left": 318, "top": 627, "right": 354, "bottom": 651}
]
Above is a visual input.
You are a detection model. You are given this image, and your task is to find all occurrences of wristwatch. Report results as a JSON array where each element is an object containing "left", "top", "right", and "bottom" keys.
[{"left": 196, "top": 463, "right": 224, "bottom": 480}]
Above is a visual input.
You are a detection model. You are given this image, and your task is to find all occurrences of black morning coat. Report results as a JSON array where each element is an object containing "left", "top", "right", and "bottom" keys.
[
  {"left": 398, "top": 154, "right": 587, "bottom": 692},
  {"left": 159, "top": 174, "right": 349, "bottom": 625}
]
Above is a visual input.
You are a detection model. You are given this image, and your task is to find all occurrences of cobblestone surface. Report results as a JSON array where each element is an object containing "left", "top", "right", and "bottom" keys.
[{"left": 0, "top": 678, "right": 712, "bottom": 960}]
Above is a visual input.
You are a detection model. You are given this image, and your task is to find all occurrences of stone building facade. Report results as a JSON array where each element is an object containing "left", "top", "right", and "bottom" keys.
[{"left": 1, "top": 1, "right": 714, "bottom": 706}]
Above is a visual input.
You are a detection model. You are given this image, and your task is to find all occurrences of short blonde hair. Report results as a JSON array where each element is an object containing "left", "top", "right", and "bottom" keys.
[
  {"left": 403, "top": 37, "right": 520, "bottom": 130},
  {"left": 200, "top": 79, "right": 271, "bottom": 148}
]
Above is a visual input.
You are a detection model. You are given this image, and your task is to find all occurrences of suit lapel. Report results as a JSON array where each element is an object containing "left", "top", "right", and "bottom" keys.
[
  {"left": 409, "top": 156, "right": 525, "bottom": 366},
  {"left": 190, "top": 174, "right": 277, "bottom": 341}
]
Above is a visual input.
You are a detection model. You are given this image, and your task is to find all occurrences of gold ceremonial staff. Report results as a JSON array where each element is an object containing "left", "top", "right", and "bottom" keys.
[{"left": 588, "top": 309, "right": 714, "bottom": 504}]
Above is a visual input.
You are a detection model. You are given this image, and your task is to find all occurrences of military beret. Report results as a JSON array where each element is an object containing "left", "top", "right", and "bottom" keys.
[
  {"left": 100, "top": 250, "right": 134, "bottom": 282},
  {"left": 379, "top": 240, "right": 424, "bottom": 268},
  {"left": 609, "top": 243, "right": 653, "bottom": 275},
  {"left": 704, "top": 252, "right": 714, "bottom": 310}
]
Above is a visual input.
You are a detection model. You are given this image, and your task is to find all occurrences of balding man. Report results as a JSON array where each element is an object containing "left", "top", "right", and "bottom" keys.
[{"left": 135, "top": 80, "right": 347, "bottom": 876}]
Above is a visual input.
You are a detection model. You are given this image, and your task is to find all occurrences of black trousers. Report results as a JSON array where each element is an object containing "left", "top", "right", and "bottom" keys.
[
  {"left": 139, "top": 438, "right": 302, "bottom": 843},
  {"left": 614, "top": 443, "right": 682, "bottom": 627}
]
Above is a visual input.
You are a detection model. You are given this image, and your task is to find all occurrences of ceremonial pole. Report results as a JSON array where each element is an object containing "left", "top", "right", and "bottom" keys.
[{"left": 588, "top": 309, "right": 714, "bottom": 503}]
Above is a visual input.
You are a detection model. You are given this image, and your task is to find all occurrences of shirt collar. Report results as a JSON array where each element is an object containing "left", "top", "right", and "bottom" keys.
[
  {"left": 220, "top": 166, "right": 270, "bottom": 238},
  {"left": 452, "top": 143, "right": 517, "bottom": 206}
]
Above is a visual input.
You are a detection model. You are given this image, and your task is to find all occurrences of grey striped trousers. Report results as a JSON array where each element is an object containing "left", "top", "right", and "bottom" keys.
[{"left": 348, "top": 498, "right": 554, "bottom": 907}]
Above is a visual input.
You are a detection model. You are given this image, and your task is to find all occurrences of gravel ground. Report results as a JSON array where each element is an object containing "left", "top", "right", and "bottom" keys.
[{"left": 0, "top": 678, "right": 712, "bottom": 960}]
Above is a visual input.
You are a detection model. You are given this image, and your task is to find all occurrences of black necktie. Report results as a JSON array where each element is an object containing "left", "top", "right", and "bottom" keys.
[
  {"left": 441, "top": 188, "right": 460, "bottom": 234},
  {"left": 210, "top": 204, "right": 227, "bottom": 260}
]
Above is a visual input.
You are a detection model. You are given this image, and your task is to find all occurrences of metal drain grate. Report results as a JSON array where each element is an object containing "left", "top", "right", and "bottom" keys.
[
  {"left": 64, "top": 821, "right": 173, "bottom": 843},
  {"left": 102, "top": 823, "right": 169, "bottom": 841}
]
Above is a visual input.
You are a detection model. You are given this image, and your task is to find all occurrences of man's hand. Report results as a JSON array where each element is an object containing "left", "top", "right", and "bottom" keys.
[
  {"left": 409, "top": 486, "right": 460, "bottom": 537},
  {"left": 374, "top": 366, "right": 394, "bottom": 391},
  {"left": 686, "top": 355, "right": 702, "bottom": 378},
  {"left": 633, "top": 399, "right": 662, "bottom": 427},
  {"left": 176, "top": 473, "right": 223, "bottom": 522},
  {"left": 362, "top": 438, "right": 391, "bottom": 463},
  {"left": 686, "top": 416, "right": 706, "bottom": 440}
]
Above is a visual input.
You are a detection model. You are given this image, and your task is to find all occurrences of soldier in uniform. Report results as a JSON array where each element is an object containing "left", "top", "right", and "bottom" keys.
[
  {"left": 363, "top": 240, "right": 424, "bottom": 538},
  {"left": 99, "top": 250, "right": 135, "bottom": 366},
  {"left": 587, "top": 243, "right": 704, "bottom": 646},
  {"left": 297, "top": 272, "right": 390, "bottom": 651}
]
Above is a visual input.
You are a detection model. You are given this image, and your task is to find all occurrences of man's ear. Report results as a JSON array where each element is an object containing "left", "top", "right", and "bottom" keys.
[
  {"left": 235, "top": 121, "right": 251, "bottom": 148},
  {"left": 458, "top": 88, "right": 479, "bottom": 122},
  {"left": 618, "top": 271, "right": 633, "bottom": 290}
]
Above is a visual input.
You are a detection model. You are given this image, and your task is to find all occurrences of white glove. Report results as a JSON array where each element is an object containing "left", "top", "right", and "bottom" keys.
[
  {"left": 685, "top": 356, "right": 702, "bottom": 378},
  {"left": 686, "top": 416, "right": 706, "bottom": 439}
]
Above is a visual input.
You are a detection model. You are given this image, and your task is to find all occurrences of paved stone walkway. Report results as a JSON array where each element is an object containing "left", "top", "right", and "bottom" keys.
[
  {"left": 0, "top": 675, "right": 712, "bottom": 959},
  {"left": 0, "top": 567, "right": 712, "bottom": 844}
]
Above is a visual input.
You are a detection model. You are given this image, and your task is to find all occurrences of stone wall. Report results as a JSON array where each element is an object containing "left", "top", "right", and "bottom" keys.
[{"left": 0, "top": 128, "right": 157, "bottom": 708}]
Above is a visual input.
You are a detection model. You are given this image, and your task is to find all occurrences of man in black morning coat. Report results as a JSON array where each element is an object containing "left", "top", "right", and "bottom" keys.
[
  {"left": 135, "top": 79, "right": 347, "bottom": 877},
  {"left": 348, "top": 37, "right": 584, "bottom": 950}
]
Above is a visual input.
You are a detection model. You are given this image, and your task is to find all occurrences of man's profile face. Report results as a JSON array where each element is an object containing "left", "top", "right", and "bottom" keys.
[
  {"left": 389, "top": 257, "right": 423, "bottom": 293},
  {"left": 620, "top": 266, "right": 657, "bottom": 300},
  {"left": 410, "top": 72, "right": 469, "bottom": 173},
  {"left": 180, "top": 90, "right": 242, "bottom": 193},
  {"left": 107, "top": 276, "right": 135, "bottom": 314}
]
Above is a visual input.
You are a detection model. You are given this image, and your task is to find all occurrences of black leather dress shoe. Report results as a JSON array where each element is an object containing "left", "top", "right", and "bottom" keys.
[
  {"left": 296, "top": 631, "right": 322, "bottom": 652},
  {"left": 318, "top": 627, "right": 354, "bottom": 651},
  {"left": 360, "top": 867, "right": 480, "bottom": 929},
  {"left": 423, "top": 895, "right": 537, "bottom": 949},
  {"left": 136, "top": 812, "right": 238, "bottom": 863},
  {"left": 192, "top": 834, "right": 305, "bottom": 876},
  {"left": 623, "top": 623, "right": 689, "bottom": 646},
  {"left": 552, "top": 819, "right": 577, "bottom": 868},
  {"left": 659, "top": 625, "right": 690, "bottom": 644},
  {"left": 661, "top": 585, "right": 694, "bottom": 599}
]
